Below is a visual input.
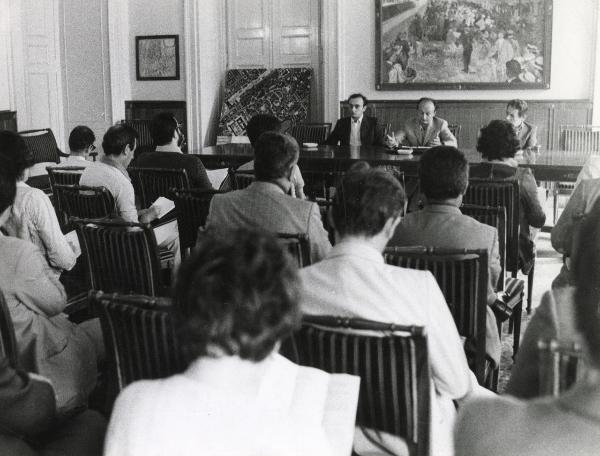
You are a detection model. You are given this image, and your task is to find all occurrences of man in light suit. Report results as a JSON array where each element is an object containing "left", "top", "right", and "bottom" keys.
[
  {"left": 506, "top": 99, "right": 537, "bottom": 150},
  {"left": 204, "top": 131, "right": 331, "bottom": 263},
  {"left": 325, "top": 93, "right": 385, "bottom": 146},
  {"left": 389, "top": 146, "right": 501, "bottom": 366},
  {"left": 386, "top": 97, "right": 457, "bottom": 148}
]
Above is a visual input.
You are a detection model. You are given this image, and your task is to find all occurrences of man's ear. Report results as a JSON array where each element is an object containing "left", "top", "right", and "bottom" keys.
[{"left": 383, "top": 215, "right": 402, "bottom": 239}]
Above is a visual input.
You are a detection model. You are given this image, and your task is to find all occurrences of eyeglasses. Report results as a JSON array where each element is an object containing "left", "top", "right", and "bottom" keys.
[{"left": 89, "top": 144, "right": 97, "bottom": 152}]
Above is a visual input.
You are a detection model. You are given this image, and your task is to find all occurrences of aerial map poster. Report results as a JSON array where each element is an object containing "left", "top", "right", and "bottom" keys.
[{"left": 375, "top": 0, "right": 552, "bottom": 90}]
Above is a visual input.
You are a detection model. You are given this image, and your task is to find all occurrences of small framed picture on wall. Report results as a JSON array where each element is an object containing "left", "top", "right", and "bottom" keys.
[{"left": 136, "top": 35, "right": 180, "bottom": 81}]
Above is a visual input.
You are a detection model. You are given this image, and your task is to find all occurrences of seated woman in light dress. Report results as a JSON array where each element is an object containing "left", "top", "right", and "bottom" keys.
[
  {"left": 0, "top": 131, "right": 77, "bottom": 278},
  {"left": 104, "top": 229, "right": 359, "bottom": 456}
]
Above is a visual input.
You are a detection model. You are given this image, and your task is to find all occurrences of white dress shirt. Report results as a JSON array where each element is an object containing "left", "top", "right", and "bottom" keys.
[
  {"left": 4, "top": 181, "right": 77, "bottom": 275},
  {"left": 299, "top": 239, "right": 484, "bottom": 456},
  {"left": 349, "top": 116, "right": 362, "bottom": 146}
]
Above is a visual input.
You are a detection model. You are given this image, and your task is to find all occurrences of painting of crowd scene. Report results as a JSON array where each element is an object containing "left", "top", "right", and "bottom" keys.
[{"left": 376, "top": 0, "right": 552, "bottom": 89}]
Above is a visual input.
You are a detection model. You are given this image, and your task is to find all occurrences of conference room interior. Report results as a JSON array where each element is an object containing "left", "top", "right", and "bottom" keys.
[{"left": 2, "top": 0, "right": 600, "bottom": 455}]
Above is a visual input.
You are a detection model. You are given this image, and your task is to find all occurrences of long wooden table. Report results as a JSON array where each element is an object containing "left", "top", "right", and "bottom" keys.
[{"left": 196, "top": 144, "right": 588, "bottom": 182}]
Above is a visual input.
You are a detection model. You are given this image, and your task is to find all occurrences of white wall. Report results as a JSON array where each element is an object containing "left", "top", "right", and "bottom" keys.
[
  {"left": 0, "top": 0, "right": 13, "bottom": 110},
  {"left": 128, "top": 0, "right": 186, "bottom": 100},
  {"left": 340, "top": 0, "right": 599, "bottom": 101}
]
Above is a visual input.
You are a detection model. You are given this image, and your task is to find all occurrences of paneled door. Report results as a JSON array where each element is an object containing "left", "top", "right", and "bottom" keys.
[{"left": 227, "top": 0, "right": 322, "bottom": 122}]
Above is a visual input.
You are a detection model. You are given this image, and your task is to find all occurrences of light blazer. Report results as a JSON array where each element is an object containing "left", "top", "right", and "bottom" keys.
[
  {"left": 325, "top": 116, "right": 385, "bottom": 146},
  {"left": 389, "top": 204, "right": 501, "bottom": 365},
  {"left": 205, "top": 181, "right": 331, "bottom": 262},
  {"left": 400, "top": 117, "right": 457, "bottom": 147}
]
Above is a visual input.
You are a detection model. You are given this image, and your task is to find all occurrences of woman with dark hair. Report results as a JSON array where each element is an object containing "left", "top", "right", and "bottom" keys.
[
  {"left": 471, "top": 119, "right": 546, "bottom": 273},
  {"left": 455, "top": 199, "right": 600, "bottom": 455},
  {"left": 104, "top": 229, "right": 358, "bottom": 456},
  {"left": 0, "top": 131, "right": 77, "bottom": 278}
]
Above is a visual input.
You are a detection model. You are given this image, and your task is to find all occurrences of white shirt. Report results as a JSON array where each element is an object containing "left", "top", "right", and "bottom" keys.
[
  {"left": 154, "top": 144, "right": 182, "bottom": 153},
  {"left": 349, "top": 116, "right": 362, "bottom": 146},
  {"left": 4, "top": 182, "right": 77, "bottom": 274},
  {"left": 51, "top": 155, "right": 93, "bottom": 168},
  {"left": 299, "top": 239, "right": 481, "bottom": 456}
]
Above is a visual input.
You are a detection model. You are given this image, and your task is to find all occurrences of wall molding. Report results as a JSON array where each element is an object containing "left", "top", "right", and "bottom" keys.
[
  {"left": 321, "top": 0, "right": 340, "bottom": 124},
  {"left": 107, "top": 0, "right": 131, "bottom": 123},
  {"left": 183, "top": 0, "right": 202, "bottom": 151}
]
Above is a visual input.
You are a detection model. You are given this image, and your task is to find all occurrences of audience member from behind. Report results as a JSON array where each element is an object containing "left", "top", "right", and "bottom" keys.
[
  {"left": 506, "top": 99, "right": 537, "bottom": 151},
  {"left": 385, "top": 97, "right": 457, "bottom": 148},
  {"left": 236, "top": 114, "right": 306, "bottom": 198},
  {"left": 456, "top": 202, "right": 600, "bottom": 456},
  {"left": 205, "top": 131, "right": 330, "bottom": 262},
  {"left": 105, "top": 230, "right": 357, "bottom": 456},
  {"left": 299, "top": 164, "right": 489, "bottom": 456},
  {"left": 390, "top": 146, "right": 501, "bottom": 366},
  {"left": 471, "top": 120, "right": 545, "bottom": 274},
  {"left": 0, "top": 131, "right": 77, "bottom": 278},
  {"left": 48, "top": 125, "right": 96, "bottom": 168},
  {"left": 0, "top": 151, "right": 103, "bottom": 413},
  {"left": 133, "top": 111, "right": 213, "bottom": 189},
  {"left": 325, "top": 93, "right": 386, "bottom": 146}
]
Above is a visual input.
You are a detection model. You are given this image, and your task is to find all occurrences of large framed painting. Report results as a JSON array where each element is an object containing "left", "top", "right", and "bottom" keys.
[
  {"left": 136, "top": 35, "right": 180, "bottom": 81},
  {"left": 375, "top": 0, "right": 552, "bottom": 90}
]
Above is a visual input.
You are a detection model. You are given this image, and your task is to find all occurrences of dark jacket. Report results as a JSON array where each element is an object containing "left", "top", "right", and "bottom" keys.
[
  {"left": 324, "top": 116, "right": 385, "bottom": 146},
  {"left": 133, "top": 151, "right": 213, "bottom": 189}
]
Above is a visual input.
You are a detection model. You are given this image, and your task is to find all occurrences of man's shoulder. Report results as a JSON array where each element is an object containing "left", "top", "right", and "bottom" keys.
[
  {"left": 432, "top": 116, "right": 449, "bottom": 129},
  {"left": 523, "top": 121, "right": 536, "bottom": 133}
]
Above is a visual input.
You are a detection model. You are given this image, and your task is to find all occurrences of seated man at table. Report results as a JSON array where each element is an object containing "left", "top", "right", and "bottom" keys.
[
  {"left": 132, "top": 111, "right": 213, "bottom": 189},
  {"left": 236, "top": 114, "right": 305, "bottom": 198},
  {"left": 324, "top": 93, "right": 386, "bottom": 146},
  {"left": 389, "top": 146, "right": 501, "bottom": 366},
  {"left": 385, "top": 97, "right": 457, "bottom": 148},
  {"left": 80, "top": 124, "right": 180, "bottom": 263},
  {"left": 298, "top": 164, "right": 489, "bottom": 456},
  {"left": 506, "top": 99, "right": 537, "bottom": 151},
  {"left": 204, "top": 131, "right": 330, "bottom": 263}
]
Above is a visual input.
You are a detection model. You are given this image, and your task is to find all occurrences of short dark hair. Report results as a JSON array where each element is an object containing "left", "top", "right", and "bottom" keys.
[
  {"left": 245, "top": 114, "right": 282, "bottom": 146},
  {"left": 506, "top": 99, "right": 528, "bottom": 117},
  {"left": 573, "top": 199, "right": 600, "bottom": 368},
  {"left": 150, "top": 112, "right": 178, "bottom": 146},
  {"left": 0, "top": 157, "right": 17, "bottom": 214},
  {"left": 254, "top": 131, "right": 299, "bottom": 181},
  {"left": 0, "top": 130, "right": 33, "bottom": 180},
  {"left": 68, "top": 125, "right": 95, "bottom": 152},
  {"left": 417, "top": 97, "right": 437, "bottom": 110},
  {"left": 174, "top": 229, "right": 301, "bottom": 363},
  {"left": 419, "top": 146, "right": 468, "bottom": 199},
  {"left": 332, "top": 164, "right": 405, "bottom": 238},
  {"left": 477, "top": 120, "right": 520, "bottom": 160},
  {"left": 347, "top": 93, "right": 368, "bottom": 106},
  {"left": 102, "top": 124, "right": 138, "bottom": 157},
  {"left": 506, "top": 60, "right": 522, "bottom": 79}
]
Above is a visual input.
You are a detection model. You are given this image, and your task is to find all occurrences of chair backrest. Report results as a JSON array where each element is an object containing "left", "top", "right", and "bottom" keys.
[
  {"left": 538, "top": 339, "right": 585, "bottom": 396},
  {"left": 0, "top": 291, "right": 18, "bottom": 369},
  {"left": 46, "top": 166, "right": 85, "bottom": 192},
  {"left": 228, "top": 168, "right": 255, "bottom": 190},
  {"left": 55, "top": 184, "right": 116, "bottom": 220},
  {"left": 89, "top": 291, "right": 184, "bottom": 403},
  {"left": 383, "top": 246, "right": 488, "bottom": 383},
  {"left": 560, "top": 125, "right": 600, "bottom": 153},
  {"left": 448, "top": 124, "right": 461, "bottom": 146},
  {"left": 289, "top": 123, "right": 332, "bottom": 144},
  {"left": 171, "top": 188, "right": 224, "bottom": 257},
  {"left": 461, "top": 204, "right": 507, "bottom": 290},
  {"left": 19, "top": 128, "right": 63, "bottom": 164},
  {"left": 287, "top": 316, "right": 430, "bottom": 456},
  {"left": 121, "top": 119, "right": 155, "bottom": 155},
  {"left": 275, "top": 233, "right": 311, "bottom": 268},
  {"left": 73, "top": 218, "right": 163, "bottom": 296},
  {"left": 129, "top": 167, "right": 190, "bottom": 208},
  {"left": 463, "top": 178, "right": 520, "bottom": 274}
]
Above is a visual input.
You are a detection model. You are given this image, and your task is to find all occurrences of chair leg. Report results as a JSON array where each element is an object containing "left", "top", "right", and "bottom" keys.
[
  {"left": 527, "top": 261, "right": 535, "bottom": 314},
  {"left": 512, "top": 301, "right": 523, "bottom": 358}
]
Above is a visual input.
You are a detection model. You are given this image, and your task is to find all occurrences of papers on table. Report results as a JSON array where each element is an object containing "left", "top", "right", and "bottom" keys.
[
  {"left": 206, "top": 168, "right": 229, "bottom": 189},
  {"left": 151, "top": 197, "right": 175, "bottom": 219},
  {"left": 64, "top": 230, "right": 81, "bottom": 257}
]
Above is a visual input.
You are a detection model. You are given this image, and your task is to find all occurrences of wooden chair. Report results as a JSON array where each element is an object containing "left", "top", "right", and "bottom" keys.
[
  {"left": 19, "top": 128, "right": 68, "bottom": 164},
  {"left": 283, "top": 315, "right": 430, "bottom": 456},
  {"left": 0, "top": 291, "right": 18, "bottom": 369},
  {"left": 171, "top": 188, "right": 224, "bottom": 258},
  {"left": 448, "top": 124, "right": 461, "bottom": 146},
  {"left": 89, "top": 290, "right": 184, "bottom": 408},
  {"left": 289, "top": 123, "right": 332, "bottom": 144},
  {"left": 46, "top": 166, "right": 85, "bottom": 189},
  {"left": 54, "top": 184, "right": 116, "bottom": 224},
  {"left": 461, "top": 204, "right": 525, "bottom": 354},
  {"left": 121, "top": 119, "right": 154, "bottom": 157},
  {"left": 383, "top": 246, "right": 492, "bottom": 388},
  {"left": 129, "top": 167, "right": 190, "bottom": 209},
  {"left": 538, "top": 339, "right": 585, "bottom": 397},
  {"left": 72, "top": 218, "right": 170, "bottom": 296},
  {"left": 276, "top": 233, "right": 311, "bottom": 268},
  {"left": 228, "top": 167, "right": 255, "bottom": 190}
]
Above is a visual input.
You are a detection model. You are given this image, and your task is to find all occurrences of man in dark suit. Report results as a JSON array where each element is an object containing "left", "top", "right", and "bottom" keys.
[
  {"left": 324, "top": 94, "right": 385, "bottom": 146},
  {"left": 389, "top": 146, "right": 501, "bottom": 366},
  {"left": 506, "top": 99, "right": 537, "bottom": 150},
  {"left": 205, "top": 131, "right": 331, "bottom": 263},
  {"left": 133, "top": 111, "right": 213, "bottom": 189}
]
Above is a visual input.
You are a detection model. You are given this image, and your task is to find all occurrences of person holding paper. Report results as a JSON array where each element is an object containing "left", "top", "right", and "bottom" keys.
[
  {"left": 299, "top": 164, "right": 490, "bottom": 456},
  {"left": 0, "top": 131, "right": 78, "bottom": 279},
  {"left": 105, "top": 229, "right": 359, "bottom": 456}
]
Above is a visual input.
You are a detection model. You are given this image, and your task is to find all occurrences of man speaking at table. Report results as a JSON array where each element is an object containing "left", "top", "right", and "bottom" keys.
[
  {"left": 386, "top": 97, "right": 457, "bottom": 148},
  {"left": 325, "top": 93, "right": 386, "bottom": 146}
]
